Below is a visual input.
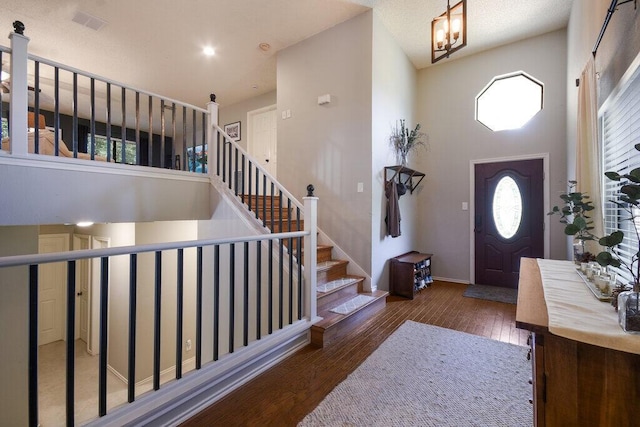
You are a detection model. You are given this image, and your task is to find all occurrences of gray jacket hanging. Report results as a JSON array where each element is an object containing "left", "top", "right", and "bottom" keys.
[{"left": 385, "top": 180, "right": 401, "bottom": 237}]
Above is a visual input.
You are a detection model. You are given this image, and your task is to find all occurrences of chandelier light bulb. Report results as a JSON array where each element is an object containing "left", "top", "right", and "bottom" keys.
[{"left": 452, "top": 18, "right": 461, "bottom": 38}]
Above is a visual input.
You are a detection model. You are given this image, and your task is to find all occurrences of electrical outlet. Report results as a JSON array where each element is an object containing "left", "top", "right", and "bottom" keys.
[{"left": 186, "top": 339, "right": 192, "bottom": 351}]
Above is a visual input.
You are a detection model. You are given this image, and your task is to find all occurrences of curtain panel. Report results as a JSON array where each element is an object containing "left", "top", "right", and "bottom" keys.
[{"left": 576, "top": 56, "right": 603, "bottom": 251}]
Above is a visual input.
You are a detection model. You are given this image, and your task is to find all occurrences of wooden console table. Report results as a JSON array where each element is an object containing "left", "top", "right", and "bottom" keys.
[{"left": 516, "top": 258, "right": 640, "bottom": 426}]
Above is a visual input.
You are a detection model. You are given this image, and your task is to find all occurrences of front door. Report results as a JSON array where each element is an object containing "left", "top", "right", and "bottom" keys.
[{"left": 474, "top": 159, "right": 544, "bottom": 288}]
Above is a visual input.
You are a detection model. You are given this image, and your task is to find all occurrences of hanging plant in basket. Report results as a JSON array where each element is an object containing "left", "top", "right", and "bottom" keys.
[
  {"left": 596, "top": 143, "right": 640, "bottom": 333},
  {"left": 389, "top": 119, "right": 426, "bottom": 166}
]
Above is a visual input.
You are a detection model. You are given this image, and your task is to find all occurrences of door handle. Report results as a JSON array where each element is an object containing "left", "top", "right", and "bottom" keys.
[
  {"left": 474, "top": 215, "right": 482, "bottom": 233},
  {"left": 77, "top": 291, "right": 83, "bottom": 296},
  {"left": 265, "top": 159, "right": 269, "bottom": 163}
]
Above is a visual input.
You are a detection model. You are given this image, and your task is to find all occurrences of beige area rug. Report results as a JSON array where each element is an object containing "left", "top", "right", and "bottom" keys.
[{"left": 299, "top": 321, "right": 532, "bottom": 426}]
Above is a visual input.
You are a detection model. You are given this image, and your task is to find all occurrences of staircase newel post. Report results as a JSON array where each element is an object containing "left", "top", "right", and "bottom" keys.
[
  {"left": 303, "top": 185, "right": 319, "bottom": 323},
  {"left": 206, "top": 93, "right": 219, "bottom": 177},
  {"left": 9, "top": 22, "right": 29, "bottom": 156}
]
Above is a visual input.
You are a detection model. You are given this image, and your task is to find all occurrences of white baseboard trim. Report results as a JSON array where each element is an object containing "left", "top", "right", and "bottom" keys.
[
  {"left": 433, "top": 276, "right": 469, "bottom": 285},
  {"left": 86, "top": 320, "right": 311, "bottom": 427},
  {"left": 107, "top": 358, "right": 197, "bottom": 389}
]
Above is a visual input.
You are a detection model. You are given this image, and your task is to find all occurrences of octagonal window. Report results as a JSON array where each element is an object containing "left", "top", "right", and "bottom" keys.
[{"left": 476, "top": 71, "right": 543, "bottom": 131}]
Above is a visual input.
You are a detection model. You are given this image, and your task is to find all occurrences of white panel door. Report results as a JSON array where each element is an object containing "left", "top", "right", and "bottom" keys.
[
  {"left": 249, "top": 107, "right": 277, "bottom": 179},
  {"left": 38, "top": 234, "right": 69, "bottom": 346}
]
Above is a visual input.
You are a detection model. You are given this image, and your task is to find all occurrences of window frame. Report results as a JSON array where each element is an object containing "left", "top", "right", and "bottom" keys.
[
  {"left": 475, "top": 71, "right": 544, "bottom": 132},
  {"left": 89, "top": 134, "right": 137, "bottom": 164},
  {"left": 599, "top": 57, "right": 640, "bottom": 285}
]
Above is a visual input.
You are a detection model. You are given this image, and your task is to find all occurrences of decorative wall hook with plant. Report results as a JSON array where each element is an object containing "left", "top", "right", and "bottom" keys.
[{"left": 389, "top": 119, "right": 426, "bottom": 166}]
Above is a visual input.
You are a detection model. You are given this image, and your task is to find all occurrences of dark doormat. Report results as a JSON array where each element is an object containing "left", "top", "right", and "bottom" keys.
[{"left": 463, "top": 284, "right": 518, "bottom": 304}]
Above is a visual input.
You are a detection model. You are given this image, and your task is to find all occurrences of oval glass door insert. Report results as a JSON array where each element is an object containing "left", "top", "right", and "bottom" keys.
[{"left": 492, "top": 176, "right": 522, "bottom": 239}]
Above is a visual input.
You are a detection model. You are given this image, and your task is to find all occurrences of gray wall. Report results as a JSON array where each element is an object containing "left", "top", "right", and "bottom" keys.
[
  {"left": 277, "top": 12, "right": 373, "bottom": 275},
  {"left": 371, "top": 12, "right": 419, "bottom": 291},
  {"left": 0, "top": 226, "right": 38, "bottom": 426},
  {"left": 415, "top": 29, "right": 569, "bottom": 283},
  {"left": 131, "top": 221, "right": 198, "bottom": 381},
  {"left": 566, "top": 1, "right": 640, "bottom": 185},
  {"left": 219, "top": 90, "right": 277, "bottom": 151},
  {"left": 0, "top": 162, "right": 211, "bottom": 226}
]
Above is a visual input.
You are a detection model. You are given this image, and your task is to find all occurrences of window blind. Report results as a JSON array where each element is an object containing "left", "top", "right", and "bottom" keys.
[{"left": 601, "top": 63, "right": 640, "bottom": 285}]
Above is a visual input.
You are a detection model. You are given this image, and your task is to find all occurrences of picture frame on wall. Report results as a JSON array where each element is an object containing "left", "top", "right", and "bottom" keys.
[{"left": 224, "top": 121, "right": 241, "bottom": 142}]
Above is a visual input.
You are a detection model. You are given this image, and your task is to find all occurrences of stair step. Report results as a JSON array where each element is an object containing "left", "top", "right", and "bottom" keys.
[
  {"left": 317, "top": 276, "right": 361, "bottom": 294},
  {"left": 317, "top": 245, "right": 333, "bottom": 263},
  {"left": 310, "top": 290, "right": 388, "bottom": 348},
  {"left": 269, "top": 219, "right": 304, "bottom": 233},
  {"left": 329, "top": 294, "right": 376, "bottom": 315},
  {"left": 317, "top": 260, "right": 349, "bottom": 285},
  {"left": 242, "top": 194, "right": 281, "bottom": 206},
  {"left": 316, "top": 275, "right": 363, "bottom": 311},
  {"left": 295, "top": 245, "right": 331, "bottom": 265}
]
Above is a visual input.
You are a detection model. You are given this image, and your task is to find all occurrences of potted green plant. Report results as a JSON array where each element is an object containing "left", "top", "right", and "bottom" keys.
[
  {"left": 389, "top": 120, "right": 426, "bottom": 166},
  {"left": 596, "top": 143, "right": 640, "bottom": 333},
  {"left": 548, "top": 181, "right": 598, "bottom": 263}
]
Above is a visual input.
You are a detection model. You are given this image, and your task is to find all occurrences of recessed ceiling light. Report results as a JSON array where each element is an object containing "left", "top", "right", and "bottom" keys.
[
  {"left": 203, "top": 46, "right": 216, "bottom": 56},
  {"left": 252, "top": 85, "right": 258, "bottom": 90},
  {"left": 76, "top": 221, "right": 94, "bottom": 227},
  {"left": 259, "top": 43, "right": 271, "bottom": 52}
]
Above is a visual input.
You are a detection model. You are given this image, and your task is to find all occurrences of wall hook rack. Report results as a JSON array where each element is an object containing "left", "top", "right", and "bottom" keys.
[{"left": 384, "top": 165, "right": 425, "bottom": 194}]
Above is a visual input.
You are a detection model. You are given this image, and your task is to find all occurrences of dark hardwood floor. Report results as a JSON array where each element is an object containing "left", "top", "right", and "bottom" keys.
[{"left": 181, "top": 281, "right": 528, "bottom": 427}]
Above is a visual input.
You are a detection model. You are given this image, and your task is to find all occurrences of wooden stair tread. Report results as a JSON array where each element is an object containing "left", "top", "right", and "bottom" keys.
[
  {"left": 317, "top": 259, "right": 348, "bottom": 272},
  {"left": 313, "top": 290, "right": 388, "bottom": 330},
  {"left": 316, "top": 275, "right": 363, "bottom": 296}
]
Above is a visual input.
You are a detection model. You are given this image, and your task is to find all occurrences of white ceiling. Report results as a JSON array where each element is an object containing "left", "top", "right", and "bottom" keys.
[{"left": 1, "top": 0, "right": 574, "bottom": 109}]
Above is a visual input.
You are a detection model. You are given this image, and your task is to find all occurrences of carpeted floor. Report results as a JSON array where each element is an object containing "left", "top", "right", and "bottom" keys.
[
  {"left": 463, "top": 283, "right": 518, "bottom": 304},
  {"left": 298, "top": 320, "right": 532, "bottom": 427}
]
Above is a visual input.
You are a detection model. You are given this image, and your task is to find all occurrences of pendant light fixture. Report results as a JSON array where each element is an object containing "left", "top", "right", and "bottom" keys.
[{"left": 431, "top": 0, "right": 467, "bottom": 64}]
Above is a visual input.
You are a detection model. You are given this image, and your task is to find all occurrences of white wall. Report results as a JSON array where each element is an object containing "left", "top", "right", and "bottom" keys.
[
  {"left": 416, "top": 30, "right": 569, "bottom": 283},
  {"left": 370, "top": 12, "right": 419, "bottom": 291},
  {"left": 277, "top": 11, "right": 373, "bottom": 275},
  {"left": 0, "top": 226, "right": 38, "bottom": 426}
]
